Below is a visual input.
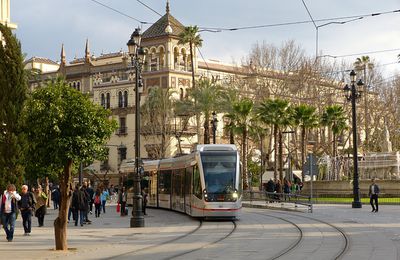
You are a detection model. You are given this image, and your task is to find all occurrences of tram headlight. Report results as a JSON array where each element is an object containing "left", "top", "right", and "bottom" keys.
[
  {"left": 203, "top": 189, "right": 209, "bottom": 201},
  {"left": 232, "top": 192, "right": 238, "bottom": 199}
]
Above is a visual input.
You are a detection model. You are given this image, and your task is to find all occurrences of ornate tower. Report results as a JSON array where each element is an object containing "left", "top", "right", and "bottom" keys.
[{"left": 0, "top": 0, "right": 17, "bottom": 41}]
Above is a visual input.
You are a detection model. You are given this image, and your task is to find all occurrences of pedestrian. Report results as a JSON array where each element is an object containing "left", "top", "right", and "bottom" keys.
[
  {"left": 34, "top": 186, "right": 47, "bottom": 227},
  {"left": 51, "top": 186, "right": 60, "bottom": 210},
  {"left": 142, "top": 188, "right": 148, "bottom": 215},
  {"left": 369, "top": 178, "right": 380, "bottom": 213},
  {"left": 118, "top": 187, "right": 127, "bottom": 216},
  {"left": 86, "top": 183, "right": 94, "bottom": 215},
  {"left": 80, "top": 183, "right": 91, "bottom": 224},
  {"left": 101, "top": 188, "right": 109, "bottom": 214},
  {"left": 93, "top": 189, "right": 102, "bottom": 218},
  {"left": 71, "top": 184, "right": 86, "bottom": 226},
  {"left": 1, "top": 184, "right": 21, "bottom": 242},
  {"left": 283, "top": 178, "right": 291, "bottom": 201},
  {"left": 18, "top": 185, "right": 36, "bottom": 236},
  {"left": 266, "top": 178, "right": 275, "bottom": 202}
]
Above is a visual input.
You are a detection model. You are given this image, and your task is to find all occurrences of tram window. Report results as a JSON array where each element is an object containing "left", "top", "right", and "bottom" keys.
[
  {"left": 159, "top": 170, "right": 171, "bottom": 194},
  {"left": 200, "top": 152, "right": 237, "bottom": 194},
  {"left": 185, "top": 166, "right": 193, "bottom": 195},
  {"left": 193, "top": 166, "right": 202, "bottom": 199}
]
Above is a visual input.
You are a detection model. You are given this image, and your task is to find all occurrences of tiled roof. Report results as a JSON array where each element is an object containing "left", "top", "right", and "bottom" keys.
[
  {"left": 142, "top": 13, "right": 185, "bottom": 39},
  {"left": 24, "top": 57, "right": 58, "bottom": 65}
]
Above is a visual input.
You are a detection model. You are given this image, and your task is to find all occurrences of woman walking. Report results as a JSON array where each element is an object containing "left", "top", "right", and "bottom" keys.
[{"left": 34, "top": 186, "right": 47, "bottom": 227}]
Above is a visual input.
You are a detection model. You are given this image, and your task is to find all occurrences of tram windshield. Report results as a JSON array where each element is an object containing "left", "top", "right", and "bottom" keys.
[{"left": 200, "top": 151, "right": 237, "bottom": 194}]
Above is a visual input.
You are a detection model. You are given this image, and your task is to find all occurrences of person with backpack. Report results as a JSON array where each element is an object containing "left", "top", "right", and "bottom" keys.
[
  {"left": 1, "top": 184, "right": 21, "bottom": 242},
  {"left": 18, "top": 185, "right": 36, "bottom": 236},
  {"left": 93, "top": 189, "right": 102, "bottom": 218}
]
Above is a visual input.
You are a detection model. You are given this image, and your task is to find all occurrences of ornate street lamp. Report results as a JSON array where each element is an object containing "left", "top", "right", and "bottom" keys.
[
  {"left": 127, "top": 27, "right": 146, "bottom": 227},
  {"left": 343, "top": 69, "right": 364, "bottom": 208},
  {"left": 212, "top": 111, "right": 217, "bottom": 144}
]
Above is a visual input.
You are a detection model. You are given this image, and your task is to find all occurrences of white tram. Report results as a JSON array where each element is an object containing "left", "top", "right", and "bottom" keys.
[{"left": 144, "top": 144, "right": 242, "bottom": 218}]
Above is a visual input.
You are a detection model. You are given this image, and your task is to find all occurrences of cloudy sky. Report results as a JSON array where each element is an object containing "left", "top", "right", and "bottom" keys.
[{"left": 10, "top": 0, "right": 400, "bottom": 78}]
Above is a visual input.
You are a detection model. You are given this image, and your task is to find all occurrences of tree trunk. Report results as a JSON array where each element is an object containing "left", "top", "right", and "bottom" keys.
[
  {"left": 229, "top": 122, "right": 235, "bottom": 144},
  {"left": 301, "top": 126, "right": 306, "bottom": 181},
  {"left": 242, "top": 128, "right": 249, "bottom": 190},
  {"left": 273, "top": 125, "right": 278, "bottom": 181},
  {"left": 278, "top": 129, "right": 284, "bottom": 182},
  {"left": 189, "top": 42, "right": 201, "bottom": 144},
  {"left": 54, "top": 159, "right": 72, "bottom": 250},
  {"left": 204, "top": 118, "right": 210, "bottom": 144}
]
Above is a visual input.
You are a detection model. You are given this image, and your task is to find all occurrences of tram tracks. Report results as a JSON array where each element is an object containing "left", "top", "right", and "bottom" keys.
[
  {"left": 101, "top": 219, "right": 203, "bottom": 260},
  {"left": 165, "top": 220, "right": 237, "bottom": 260},
  {"left": 254, "top": 210, "right": 349, "bottom": 260}
]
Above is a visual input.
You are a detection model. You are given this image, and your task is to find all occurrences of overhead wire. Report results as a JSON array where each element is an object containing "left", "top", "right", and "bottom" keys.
[{"left": 88, "top": 0, "right": 151, "bottom": 24}]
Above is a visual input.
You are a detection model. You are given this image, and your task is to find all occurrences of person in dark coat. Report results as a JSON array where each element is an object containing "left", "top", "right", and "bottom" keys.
[
  {"left": 266, "top": 179, "right": 275, "bottom": 202},
  {"left": 51, "top": 186, "right": 60, "bottom": 210},
  {"left": 369, "top": 178, "right": 380, "bottom": 212},
  {"left": 86, "top": 184, "right": 94, "bottom": 215},
  {"left": 18, "top": 185, "right": 36, "bottom": 236},
  {"left": 81, "top": 184, "right": 91, "bottom": 224},
  {"left": 71, "top": 185, "right": 86, "bottom": 227}
]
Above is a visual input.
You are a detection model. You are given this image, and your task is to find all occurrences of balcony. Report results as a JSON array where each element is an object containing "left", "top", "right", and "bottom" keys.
[{"left": 116, "top": 127, "right": 128, "bottom": 136}]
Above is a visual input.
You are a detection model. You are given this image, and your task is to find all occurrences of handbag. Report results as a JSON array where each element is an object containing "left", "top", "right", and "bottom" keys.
[{"left": 116, "top": 202, "right": 120, "bottom": 213}]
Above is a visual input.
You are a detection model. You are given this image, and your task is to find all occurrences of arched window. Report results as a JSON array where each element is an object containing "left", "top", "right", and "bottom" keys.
[
  {"left": 106, "top": 93, "right": 110, "bottom": 109},
  {"left": 73, "top": 82, "right": 76, "bottom": 89},
  {"left": 118, "top": 91, "right": 123, "bottom": 108},
  {"left": 101, "top": 93, "right": 105, "bottom": 108},
  {"left": 77, "top": 82, "right": 81, "bottom": 91},
  {"left": 180, "top": 88, "right": 184, "bottom": 100},
  {"left": 124, "top": 91, "right": 128, "bottom": 107}
]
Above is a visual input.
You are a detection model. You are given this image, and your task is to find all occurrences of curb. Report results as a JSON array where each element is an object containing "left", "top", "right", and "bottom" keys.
[{"left": 242, "top": 203, "right": 306, "bottom": 212}]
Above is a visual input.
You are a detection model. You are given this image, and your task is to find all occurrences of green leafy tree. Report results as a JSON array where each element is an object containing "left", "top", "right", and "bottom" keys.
[
  {"left": 226, "top": 98, "right": 254, "bottom": 190},
  {"left": 292, "top": 104, "right": 319, "bottom": 181},
  {"left": 23, "top": 78, "right": 117, "bottom": 250},
  {"left": 0, "top": 24, "right": 28, "bottom": 190},
  {"left": 321, "top": 105, "right": 347, "bottom": 179},
  {"left": 178, "top": 26, "right": 203, "bottom": 141}
]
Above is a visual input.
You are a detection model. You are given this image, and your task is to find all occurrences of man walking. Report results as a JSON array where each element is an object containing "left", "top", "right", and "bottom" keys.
[
  {"left": 72, "top": 185, "right": 86, "bottom": 226},
  {"left": 369, "top": 178, "right": 380, "bottom": 212},
  {"left": 1, "top": 184, "right": 21, "bottom": 242},
  {"left": 18, "top": 185, "right": 36, "bottom": 236}
]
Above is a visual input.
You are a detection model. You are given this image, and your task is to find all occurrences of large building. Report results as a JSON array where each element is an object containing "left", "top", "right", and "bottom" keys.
[{"left": 27, "top": 3, "right": 249, "bottom": 185}]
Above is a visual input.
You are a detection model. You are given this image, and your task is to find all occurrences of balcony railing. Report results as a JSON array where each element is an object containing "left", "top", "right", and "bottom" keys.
[{"left": 116, "top": 127, "right": 128, "bottom": 136}]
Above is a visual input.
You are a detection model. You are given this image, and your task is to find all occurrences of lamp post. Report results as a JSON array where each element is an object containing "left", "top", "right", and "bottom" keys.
[
  {"left": 212, "top": 111, "right": 217, "bottom": 144},
  {"left": 343, "top": 70, "right": 364, "bottom": 209},
  {"left": 127, "top": 27, "right": 146, "bottom": 227}
]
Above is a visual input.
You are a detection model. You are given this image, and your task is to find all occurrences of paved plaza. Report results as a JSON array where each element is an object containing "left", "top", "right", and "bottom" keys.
[{"left": 1, "top": 203, "right": 400, "bottom": 259}]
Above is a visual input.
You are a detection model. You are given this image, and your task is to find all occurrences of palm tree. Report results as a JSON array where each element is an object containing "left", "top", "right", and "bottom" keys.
[
  {"left": 321, "top": 105, "right": 348, "bottom": 180},
  {"left": 178, "top": 26, "right": 202, "bottom": 89},
  {"left": 292, "top": 104, "right": 319, "bottom": 181},
  {"left": 187, "top": 79, "right": 222, "bottom": 144},
  {"left": 354, "top": 56, "right": 373, "bottom": 150},
  {"left": 220, "top": 88, "right": 240, "bottom": 144},
  {"left": 257, "top": 98, "right": 292, "bottom": 181},
  {"left": 178, "top": 26, "right": 203, "bottom": 142},
  {"left": 226, "top": 98, "right": 254, "bottom": 190}
]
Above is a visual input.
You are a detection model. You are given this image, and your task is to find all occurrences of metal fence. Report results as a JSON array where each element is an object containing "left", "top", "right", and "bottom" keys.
[{"left": 243, "top": 190, "right": 400, "bottom": 206}]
